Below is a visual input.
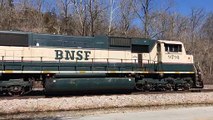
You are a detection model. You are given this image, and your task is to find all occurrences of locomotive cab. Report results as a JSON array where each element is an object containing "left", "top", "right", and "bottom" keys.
[
  {"left": 156, "top": 40, "right": 203, "bottom": 89},
  {"left": 157, "top": 40, "right": 194, "bottom": 65}
]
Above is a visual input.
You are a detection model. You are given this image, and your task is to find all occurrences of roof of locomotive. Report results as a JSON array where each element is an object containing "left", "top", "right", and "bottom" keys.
[
  {"left": 0, "top": 31, "right": 157, "bottom": 51},
  {"left": 158, "top": 40, "right": 183, "bottom": 45}
]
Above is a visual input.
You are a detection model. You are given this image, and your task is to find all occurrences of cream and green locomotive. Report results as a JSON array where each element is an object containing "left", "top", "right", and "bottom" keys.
[{"left": 0, "top": 31, "right": 203, "bottom": 96}]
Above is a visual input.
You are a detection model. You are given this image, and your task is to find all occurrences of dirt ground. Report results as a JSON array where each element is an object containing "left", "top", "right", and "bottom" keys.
[
  {"left": 69, "top": 105, "right": 213, "bottom": 120},
  {"left": 204, "top": 84, "right": 213, "bottom": 89},
  {"left": 2, "top": 104, "right": 213, "bottom": 120}
]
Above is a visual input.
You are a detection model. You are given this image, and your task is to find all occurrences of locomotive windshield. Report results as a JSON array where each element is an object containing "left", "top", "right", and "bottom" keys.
[{"left": 164, "top": 44, "right": 182, "bottom": 53}]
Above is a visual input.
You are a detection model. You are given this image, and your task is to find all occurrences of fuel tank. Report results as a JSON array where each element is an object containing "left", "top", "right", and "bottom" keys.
[{"left": 45, "top": 77, "right": 135, "bottom": 95}]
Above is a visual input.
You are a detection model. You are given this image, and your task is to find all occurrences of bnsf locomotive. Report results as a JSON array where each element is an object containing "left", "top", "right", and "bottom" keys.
[{"left": 0, "top": 31, "right": 203, "bottom": 96}]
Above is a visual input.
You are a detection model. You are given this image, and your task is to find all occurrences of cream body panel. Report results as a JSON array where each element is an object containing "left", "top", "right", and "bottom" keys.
[
  {"left": 93, "top": 49, "right": 108, "bottom": 63},
  {"left": 108, "top": 50, "right": 127, "bottom": 63},
  {"left": 142, "top": 44, "right": 158, "bottom": 64},
  {"left": 0, "top": 50, "right": 5, "bottom": 57},
  {"left": 0, "top": 46, "right": 24, "bottom": 61},
  {"left": 0, "top": 46, "right": 137, "bottom": 64},
  {"left": 161, "top": 53, "right": 193, "bottom": 64},
  {"left": 158, "top": 40, "right": 194, "bottom": 64}
]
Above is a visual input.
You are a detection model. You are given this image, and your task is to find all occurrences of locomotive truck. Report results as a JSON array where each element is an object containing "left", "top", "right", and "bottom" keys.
[{"left": 0, "top": 31, "right": 203, "bottom": 96}]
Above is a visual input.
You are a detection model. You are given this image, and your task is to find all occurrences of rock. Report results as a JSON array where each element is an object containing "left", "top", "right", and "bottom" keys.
[{"left": 0, "top": 92, "right": 213, "bottom": 114}]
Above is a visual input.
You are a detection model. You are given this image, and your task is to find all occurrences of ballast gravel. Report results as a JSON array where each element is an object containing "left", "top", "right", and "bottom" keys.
[{"left": 0, "top": 92, "right": 213, "bottom": 114}]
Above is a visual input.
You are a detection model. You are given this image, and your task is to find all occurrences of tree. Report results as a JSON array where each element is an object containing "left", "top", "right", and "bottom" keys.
[
  {"left": 72, "top": 0, "right": 89, "bottom": 36},
  {"left": 0, "top": 0, "right": 16, "bottom": 30},
  {"left": 133, "top": 0, "right": 153, "bottom": 38},
  {"left": 201, "top": 13, "right": 213, "bottom": 41},
  {"left": 118, "top": 0, "right": 134, "bottom": 36},
  {"left": 107, "top": 0, "right": 119, "bottom": 35},
  {"left": 7, "top": 0, "right": 14, "bottom": 7},
  {"left": 34, "top": 0, "right": 44, "bottom": 12},
  {"left": 43, "top": 10, "right": 58, "bottom": 34},
  {"left": 190, "top": 8, "right": 205, "bottom": 54},
  {"left": 87, "top": 0, "right": 105, "bottom": 36},
  {"left": 88, "top": 0, "right": 97, "bottom": 36},
  {"left": 57, "top": 0, "right": 74, "bottom": 35},
  {"left": 200, "top": 13, "right": 213, "bottom": 83}
]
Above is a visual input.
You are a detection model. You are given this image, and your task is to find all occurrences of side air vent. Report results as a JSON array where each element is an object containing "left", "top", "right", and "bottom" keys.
[
  {"left": 131, "top": 45, "right": 149, "bottom": 53},
  {"left": 109, "top": 37, "right": 131, "bottom": 47},
  {"left": 0, "top": 33, "right": 28, "bottom": 47}
]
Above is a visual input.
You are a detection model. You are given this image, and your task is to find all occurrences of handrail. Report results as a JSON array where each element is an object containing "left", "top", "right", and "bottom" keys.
[
  {"left": 0, "top": 55, "right": 157, "bottom": 63},
  {"left": 0, "top": 56, "right": 157, "bottom": 71}
]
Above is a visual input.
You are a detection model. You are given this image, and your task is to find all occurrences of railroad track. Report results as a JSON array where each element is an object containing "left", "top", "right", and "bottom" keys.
[{"left": 1, "top": 88, "right": 213, "bottom": 100}]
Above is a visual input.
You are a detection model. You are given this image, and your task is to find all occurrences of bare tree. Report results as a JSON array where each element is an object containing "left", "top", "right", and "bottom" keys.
[
  {"left": 190, "top": 8, "right": 205, "bottom": 54},
  {"left": 0, "top": 0, "right": 15, "bottom": 30},
  {"left": 43, "top": 9, "right": 58, "bottom": 34},
  {"left": 202, "top": 13, "right": 213, "bottom": 40},
  {"left": 133, "top": 0, "right": 152, "bottom": 38},
  {"left": 8, "top": 0, "right": 13, "bottom": 7},
  {"left": 0, "top": 0, "right": 3, "bottom": 8},
  {"left": 88, "top": 0, "right": 96, "bottom": 36},
  {"left": 57, "top": 0, "right": 73, "bottom": 35},
  {"left": 107, "top": 0, "right": 119, "bottom": 35},
  {"left": 33, "top": 0, "right": 44, "bottom": 12},
  {"left": 72, "top": 0, "right": 89, "bottom": 36},
  {"left": 87, "top": 0, "right": 105, "bottom": 36},
  {"left": 119, "top": 0, "right": 134, "bottom": 36}
]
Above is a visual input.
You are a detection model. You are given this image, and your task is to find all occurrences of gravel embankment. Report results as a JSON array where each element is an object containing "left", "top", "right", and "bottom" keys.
[
  {"left": 204, "top": 85, "right": 213, "bottom": 89},
  {"left": 0, "top": 92, "right": 213, "bottom": 114}
]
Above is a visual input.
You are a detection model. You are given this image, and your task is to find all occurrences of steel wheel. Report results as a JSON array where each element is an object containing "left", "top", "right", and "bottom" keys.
[
  {"left": 183, "top": 83, "right": 191, "bottom": 91},
  {"left": 135, "top": 83, "right": 144, "bottom": 91},
  {"left": 8, "top": 86, "right": 24, "bottom": 96},
  {"left": 166, "top": 83, "right": 173, "bottom": 91}
]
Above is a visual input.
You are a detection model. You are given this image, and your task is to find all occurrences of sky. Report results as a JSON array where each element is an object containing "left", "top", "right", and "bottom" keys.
[
  {"left": 36, "top": 0, "right": 213, "bottom": 16},
  {"left": 132, "top": 0, "right": 213, "bottom": 27},
  {"left": 173, "top": 0, "right": 213, "bottom": 15}
]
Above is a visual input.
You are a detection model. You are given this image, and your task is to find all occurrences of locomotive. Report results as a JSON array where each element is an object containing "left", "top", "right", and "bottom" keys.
[{"left": 0, "top": 31, "right": 203, "bottom": 96}]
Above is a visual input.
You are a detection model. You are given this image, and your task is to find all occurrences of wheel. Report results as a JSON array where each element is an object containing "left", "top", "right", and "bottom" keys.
[
  {"left": 183, "top": 83, "right": 191, "bottom": 91},
  {"left": 145, "top": 83, "right": 151, "bottom": 91},
  {"left": 135, "top": 83, "right": 144, "bottom": 91},
  {"left": 173, "top": 84, "right": 179, "bottom": 91},
  {"left": 8, "top": 86, "right": 24, "bottom": 96},
  {"left": 166, "top": 83, "right": 173, "bottom": 91}
]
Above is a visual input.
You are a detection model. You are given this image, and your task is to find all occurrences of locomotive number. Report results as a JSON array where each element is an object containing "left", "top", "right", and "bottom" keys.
[
  {"left": 55, "top": 50, "right": 91, "bottom": 61},
  {"left": 168, "top": 55, "right": 179, "bottom": 59}
]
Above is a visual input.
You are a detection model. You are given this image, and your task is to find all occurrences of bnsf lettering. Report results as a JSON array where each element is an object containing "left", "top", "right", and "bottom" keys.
[{"left": 55, "top": 50, "right": 91, "bottom": 61}]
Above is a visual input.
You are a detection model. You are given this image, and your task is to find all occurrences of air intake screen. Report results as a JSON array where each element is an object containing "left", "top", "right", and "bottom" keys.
[
  {"left": 109, "top": 37, "right": 131, "bottom": 47},
  {"left": 0, "top": 33, "right": 28, "bottom": 47}
]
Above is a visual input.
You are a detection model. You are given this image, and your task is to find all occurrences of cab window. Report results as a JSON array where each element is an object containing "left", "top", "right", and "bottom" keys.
[{"left": 164, "top": 44, "right": 182, "bottom": 52}]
